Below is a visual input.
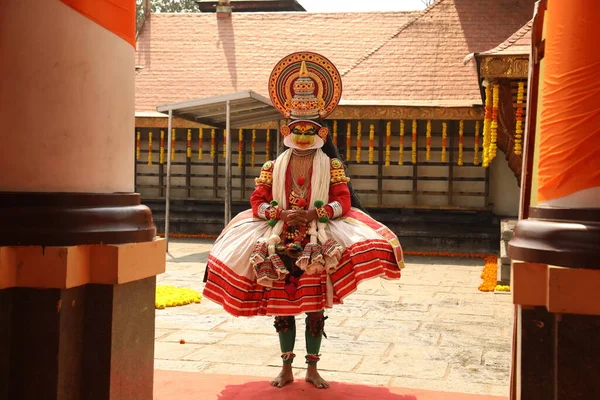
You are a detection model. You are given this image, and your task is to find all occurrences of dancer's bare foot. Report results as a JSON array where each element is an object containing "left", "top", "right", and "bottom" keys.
[
  {"left": 270, "top": 364, "right": 294, "bottom": 388},
  {"left": 305, "top": 364, "right": 329, "bottom": 389}
]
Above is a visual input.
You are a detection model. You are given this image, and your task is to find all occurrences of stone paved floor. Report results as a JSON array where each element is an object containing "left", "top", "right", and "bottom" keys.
[{"left": 155, "top": 239, "right": 514, "bottom": 397}]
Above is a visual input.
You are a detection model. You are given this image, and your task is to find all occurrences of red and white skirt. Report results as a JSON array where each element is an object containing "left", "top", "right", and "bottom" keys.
[{"left": 202, "top": 208, "right": 404, "bottom": 317}]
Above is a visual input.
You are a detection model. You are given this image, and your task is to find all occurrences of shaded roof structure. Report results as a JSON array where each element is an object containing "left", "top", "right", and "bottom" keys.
[
  {"left": 479, "top": 19, "right": 533, "bottom": 57},
  {"left": 135, "top": 0, "right": 536, "bottom": 113}
]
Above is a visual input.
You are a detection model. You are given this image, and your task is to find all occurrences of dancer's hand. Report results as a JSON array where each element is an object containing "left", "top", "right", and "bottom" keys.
[
  {"left": 281, "top": 210, "right": 308, "bottom": 226},
  {"left": 294, "top": 209, "right": 318, "bottom": 223}
]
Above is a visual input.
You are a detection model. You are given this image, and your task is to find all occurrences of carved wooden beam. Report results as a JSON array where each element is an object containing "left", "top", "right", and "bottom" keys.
[{"left": 480, "top": 56, "right": 530, "bottom": 80}]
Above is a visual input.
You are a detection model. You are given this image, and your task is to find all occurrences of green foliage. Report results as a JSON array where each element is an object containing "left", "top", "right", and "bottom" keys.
[{"left": 137, "top": 0, "right": 199, "bottom": 33}]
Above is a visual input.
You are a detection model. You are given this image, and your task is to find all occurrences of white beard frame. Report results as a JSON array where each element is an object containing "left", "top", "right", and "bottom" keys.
[{"left": 283, "top": 134, "right": 325, "bottom": 150}]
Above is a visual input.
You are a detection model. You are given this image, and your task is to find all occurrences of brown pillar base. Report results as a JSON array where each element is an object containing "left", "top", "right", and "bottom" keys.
[
  {"left": 0, "top": 277, "right": 155, "bottom": 400},
  {"left": 518, "top": 306, "right": 600, "bottom": 400}
]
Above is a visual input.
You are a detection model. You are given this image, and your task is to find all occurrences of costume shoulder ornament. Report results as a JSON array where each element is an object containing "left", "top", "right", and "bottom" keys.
[
  {"left": 330, "top": 158, "right": 350, "bottom": 185},
  {"left": 255, "top": 160, "right": 275, "bottom": 186}
]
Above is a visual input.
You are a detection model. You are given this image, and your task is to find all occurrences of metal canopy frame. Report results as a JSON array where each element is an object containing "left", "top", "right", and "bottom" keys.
[{"left": 156, "top": 90, "right": 281, "bottom": 250}]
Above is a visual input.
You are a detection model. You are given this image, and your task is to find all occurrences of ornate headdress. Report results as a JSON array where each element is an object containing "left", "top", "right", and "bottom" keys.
[{"left": 269, "top": 52, "right": 342, "bottom": 148}]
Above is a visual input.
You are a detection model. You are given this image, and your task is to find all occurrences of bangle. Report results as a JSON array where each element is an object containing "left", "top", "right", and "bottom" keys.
[
  {"left": 315, "top": 207, "right": 329, "bottom": 223},
  {"left": 328, "top": 201, "right": 343, "bottom": 219},
  {"left": 257, "top": 203, "right": 270, "bottom": 220}
]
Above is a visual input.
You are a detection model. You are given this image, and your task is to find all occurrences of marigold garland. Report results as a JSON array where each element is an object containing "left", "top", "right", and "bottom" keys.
[
  {"left": 385, "top": 121, "right": 392, "bottom": 167},
  {"left": 441, "top": 122, "right": 448, "bottom": 163},
  {"left": 237, "top": 129, "right": 243, "bottom": 168},
  {"left": 457, "top": 120, "right": 464, "bottom": 166},
  {"left": 346, "top": 122, "right": 352, "bottom": 160},
  {"left": 425, "top": 120, "right": 432, "bottom": 161},
  {"left": 210, "top": 128, "right": 216, "bottom": 159},
  {"left": 223, "top": 129, "right": 227, "bottom": 159},
  {"left": 160, "top": 130, "right": 165, "bottom": 164},
  {"left": 489, "top": 84, "right": 499, "bottom": 161},
  {"left": 136, "top": 131, "right": 141, "bottom": 160},
  {"left": 251, "top": 129, "right": 256, "bottom": 167},
  {"left": 198, "top": 128, "right": 203, "bottom": 160},
  {"left": 411, "top": 120, "right": 417, "bottom": 164},
  {"left": 356, "top": 121, "right": 362, "bottom": 163},
  {"left": 333, "top": 120, "right": 338, "bottom": 146},
  {"left": 398, "top": 120, "right": 405, "bottom": 165},
  {"left": 495, "top": 285, "right": 510, "bottom": 292},
  {"left": 265, "top": 129, "right": 271, "bottom": 161},
  {"left": 171, "top": 129, "right": 176, "bottom": 161},
  {"left": 186, "top": 129, "right": 192, "bottom": 158},
  {"left": 155, "top": 285, "right": 202, "bottom": 309},
  {"left": 482, "top": 85, "right": 492, "bottom": 167},
  {"left": 514, "top": 81, "right": 525, "bottom": 156},
  {"left": 474, "top": 121, "right": 481, "bottom": 165},
  {"left": 478, "top": 254, "right": 499, "bottom": 292},
  {"left": 148, "top": 131, "right": 153, "bottom": 165},
  {"left": 368, "top": 124, "right": 375, "bottom": 164}
]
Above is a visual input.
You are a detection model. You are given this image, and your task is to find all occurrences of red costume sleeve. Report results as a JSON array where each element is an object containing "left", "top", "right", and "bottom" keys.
[
  {"left": 325, "top": 158, "right": 352, "bottom": 218},
  {"left": 250, "top": 160, "right": 275, "bottom": 218}
]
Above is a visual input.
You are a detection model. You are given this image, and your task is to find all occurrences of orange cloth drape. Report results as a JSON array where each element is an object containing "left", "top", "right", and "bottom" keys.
[
  {"left": 537, "top": 0, "right": 600, "bottom": 203},
  {"left": 60, "top": 0, "right": 136, "bottom": 48}
]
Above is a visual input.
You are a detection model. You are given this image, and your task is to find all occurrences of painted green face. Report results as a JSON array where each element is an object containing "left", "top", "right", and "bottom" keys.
[{"left": 291, "top": 124, "right": 316, "bottom": 149}]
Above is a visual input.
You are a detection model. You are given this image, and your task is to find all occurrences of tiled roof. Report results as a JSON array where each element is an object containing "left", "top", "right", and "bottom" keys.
[
  {"left": 135, "top": 0, "right": 535, "bottom": 112},
  {"left": 479, "top": 19, "right": 532, "bottom": 56}
]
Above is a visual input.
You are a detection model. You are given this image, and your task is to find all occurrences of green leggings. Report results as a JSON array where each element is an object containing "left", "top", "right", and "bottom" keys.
[{"left": 275, "top": 311, "right": 326, "bottom": 366}]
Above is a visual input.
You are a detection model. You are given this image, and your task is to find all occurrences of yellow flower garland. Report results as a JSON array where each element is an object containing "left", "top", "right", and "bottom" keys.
[
  {"left": 186, "top": 129, "right": 192, "bottom": 158},
  {"left": 474, "top": 121, "right": 481, "bottom": 165},
  {"left": 441, "top": 122, "right": 447, "bottom": 163},
  {"left": 425, "top": 120, "right": 432, "bottom": 161},
  {"left": 411, "top": 120, "right": 417, "bottom": 164},
  {"left": 368, "top": 124, "right": 375, "bottom": 164},
  {"left": 457, "top": 120, "right": 464, "bottom": 166},
  {"left": 198, "top": 128, "right": 203, "bottom": 160},
  {"left": 514, "top": 81, "right": 525, "bottom": 156},
  {"left": 265, "top": 129, "right": 271, "bottom": 161},
  {"left": 385, "top": 121, "right": 392, "bottom": 167},
  {"left": 251, "top": 129, "right": 256, "bottom": 167},
  {"left": 398, "top": 120, "right": 405, "bottom": 166},
  {"left": 223, "top": 129, "right": 227, "bottom": 159},
  {"left": 490, "top": 84, "right": 499, "bottom": 161},
  {"left": 495, "top": 285, "right": 510, "bottom": 292},
  {"left": 237, "top": 129, "right": 243, "bottom": 168},
  {"left": 171, "top": 129, "right": 176, "bottom": 161},
  {"left": 210, "top": 128, "right": 216, "bottom": 159},
  {"left": 478, "top": 254, "right": 499, "bottom": 292},
  {"left": 136, "top": 131, "right": 141, "bottom": 160},
  {"left": 155, "top": 285, "right": 202, "bottom": 309},
  {"left": 333, "top": 120, "right": 338, "bottom": 146},
  {"left": 482, "top": 85, "right": 492, "bottom": 167},
  {"left": 346, "top": 122, "right": 352, "bottom": 161},
  {"left": 160, "top": 130, "right": 165, "bottom": 164},
  {"left": 148, "top": 131, "right": 153, "bottom": 165},
  {"left": 356, "top": 121, "right": 362, "bottom": 163}
]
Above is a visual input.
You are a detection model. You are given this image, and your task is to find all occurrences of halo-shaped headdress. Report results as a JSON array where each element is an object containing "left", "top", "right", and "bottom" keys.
[{"left": 269, "top": 52, "right": 342, "bottom": 134}]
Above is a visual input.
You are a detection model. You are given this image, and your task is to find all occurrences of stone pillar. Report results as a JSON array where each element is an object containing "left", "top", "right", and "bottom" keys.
[
  {"left": 508, "top": 1, "right": 600, "bottom": 399},
  {"left": 0, "top": 1, "right": 165, "bottom": 399}
]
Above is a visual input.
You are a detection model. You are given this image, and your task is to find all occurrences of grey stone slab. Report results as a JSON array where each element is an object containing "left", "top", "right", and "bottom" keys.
[
  {"left": 267, "top": 352, "right": 363, "bottom": 372},
  {"left": 500, "top": 240, "right": 510, "bottom": 265},
  {"left": 358, "top": 329, "right": 440, "bottom": 347},
  {"left": 421, "top": 322, "right": 503, "bottom": 338},
  {"left": 345, "top": 316, "right": 422, "bottom": 330},
  {"left": 439, "top": 332, "right": 511, "bottom": 353},
  {"left": 154, "top": 341, "right": 204, "bottom": 360},
  {"left": 389, "top": 376, "right": 492, "bottom": 396},
  {"left": 159, "top": 330, "right": 228, "bottom": 345},
  {"left": 155, "top": 314, "right": 229, "bottom": 330},
  {"left": 185, "top": 344, "right": 279, "bottom": 365},
  {"left": 202, "top": 363, "right": 284, "bottom": 378},
  {"left": 483, "top": 351, "right": 512, "bottom": 368},
  {"left": 501, "top": 219, "right": 517, "bottom": 241},
  {"left": 356, "top": 356, "right": 448, "bottom": 379},
  {"left": 154, "top": 359, "right": 211, "bottom": 372},
  {"left": 448, "top": 364, "right": 510, "bottom": 386},
  {"left": 322, "top": 339, "right": 391, "bottom": 357},
  {"left": 219, "top": 333, "right": 280, "bottom": 348},
  {"left": 390, "top": 345, "right": 483, "bottom": 366}
]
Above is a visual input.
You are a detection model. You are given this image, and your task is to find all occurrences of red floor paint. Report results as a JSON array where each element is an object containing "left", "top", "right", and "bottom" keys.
[{"left": 154, "top": 370, "right": 507, "bottom": 400}]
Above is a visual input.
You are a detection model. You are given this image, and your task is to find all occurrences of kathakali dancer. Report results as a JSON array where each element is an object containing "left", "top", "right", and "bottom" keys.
[{"left": 202, "top": 52, "right": 404, "bottom": 389}]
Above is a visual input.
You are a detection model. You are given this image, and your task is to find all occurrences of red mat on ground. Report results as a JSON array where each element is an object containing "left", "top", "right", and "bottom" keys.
[{"left": 155, "top": 370, "right": 507, "bottom": 400}]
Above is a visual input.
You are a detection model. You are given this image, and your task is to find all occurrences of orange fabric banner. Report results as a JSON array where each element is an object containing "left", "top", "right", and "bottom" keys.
[
  {"left": 60, "top": 0, "right": 136, "bottom": 48},
  {"left": 537, "top": 0, "right": 600, "bottom": 203}
]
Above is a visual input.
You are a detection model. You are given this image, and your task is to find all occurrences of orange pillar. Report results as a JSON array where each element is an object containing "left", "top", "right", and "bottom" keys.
[
  {"left": 508, "top": 1, "right": 600, "bottom": 399},
  {"left": 0, "top": 1, "right": 165, "bottom": 399}
]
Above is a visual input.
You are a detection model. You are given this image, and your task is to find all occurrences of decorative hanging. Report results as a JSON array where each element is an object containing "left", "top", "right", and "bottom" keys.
[
  {"left": 411, "top": 120, "right": 417, "bottom": 164},
  {"left": 356, "top": 121, "right": 362, "bottom": 163},
  {"left": 482, "top": 85, "right": 492, "bottom": 167},
  {"left": 474, "top": 121, "right": 481, "bottom": 165},
  {"left": 514, "top": 81, "right": 525, "bottom": 156},
  {"left": 148, "top": 131, "right": 153, "bottom": 165},
  {"left": 223, "top": 129, "right": 227, "bottom": 159},
  {"left": 458, "top": 120, "right": 464, "bottom": 166},
  {"left": 251, "top": 129, "right": 256, "bottom": 167},
  {"left": 333, "top": 120, "right": 338, "bottom": 146},
  {"left": 398, "top": 120, "right": 405, "bottom": 166},
  {"left": 198, "top": 128, "right": 203, "bottom": 160},
  {"left": 385, "top": 121, "right": 391, "bottom": 166},
  {"left": 346, "top": 122, "right": 352, "bottom": 161},
  {"left": 136, "top": 131, "right": 141, "bottom": 160},
  {"left": 265, "top": 129, "right": 271, "bottom": 161},
  {"left": 237, "top": 129, "right": 243, "bottom": 168},
  {"left": 368, "top": 124, "right": 375, "bottom": 164},
  {"left": 441, "top": 122, "right": 447, "bottom": 162},
  {"left": 171, "top": 129, "right": 176, "bottom": 161},
  {"left": 210, "top": 129, "right": 216, "bottom": 159},
  {"left": 490, "top": 84, "right": 499, "bottom": 161},
  {"left": 160, "top": 130, "right": 165, "bottom": 164},
  {"left": 186, "top": 129, "right": 192, "bottom": 158},
  {"left": 425, "top": 120, "right": 431, "bottom": 161}
]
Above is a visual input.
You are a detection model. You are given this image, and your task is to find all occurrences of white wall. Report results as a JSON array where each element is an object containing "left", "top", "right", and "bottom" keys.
[{"left": 490, "top": 150, "right": 520, "bottom": 217}]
